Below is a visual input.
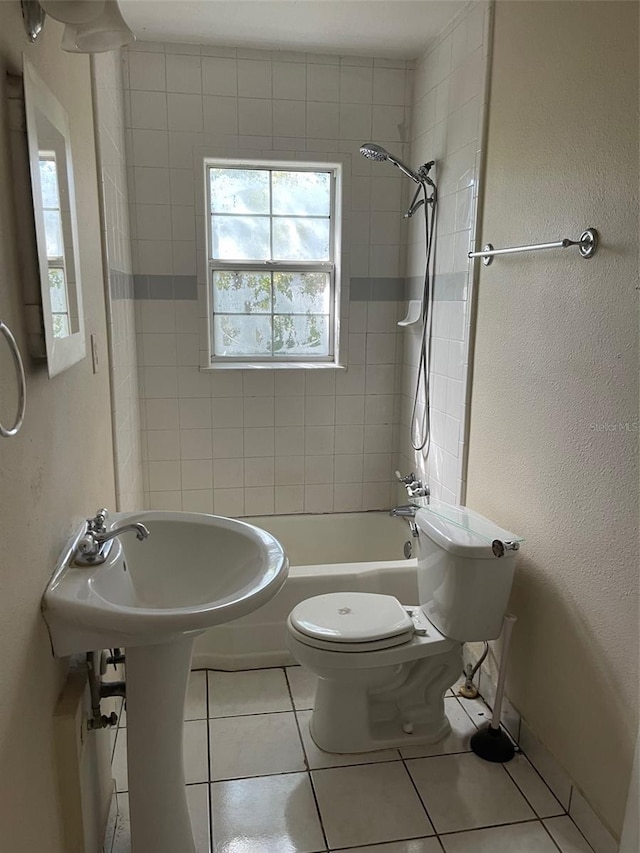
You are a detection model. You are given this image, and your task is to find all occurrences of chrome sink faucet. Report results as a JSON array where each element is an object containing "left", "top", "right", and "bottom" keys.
[{"left": 74, "top": 508, "right": 149, "bottom": 566}]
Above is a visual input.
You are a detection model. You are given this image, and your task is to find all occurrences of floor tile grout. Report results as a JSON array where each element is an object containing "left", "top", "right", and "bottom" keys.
[
  {"left": 284, "top": 665, "right": 331, "bottom": 852},
  {"left": 112, "top": 666, "right": 595, "bottom": 853}
]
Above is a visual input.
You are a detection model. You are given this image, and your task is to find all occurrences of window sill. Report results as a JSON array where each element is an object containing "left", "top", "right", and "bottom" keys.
[{"left": 201, "top": 362, "right": 346, "bottom": 371}]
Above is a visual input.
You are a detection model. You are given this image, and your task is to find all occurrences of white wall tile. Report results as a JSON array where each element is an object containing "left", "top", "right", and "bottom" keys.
[
  {"left": 244, "top": 486, "right": 274, "bottom": 515},
  {"left": 304, "top": 484, "right": 333, "bottom": 513},
  {"left": 129, "top": 91, "right": 168, "bottom": 130},
  {"left": 306, "top": 102, "right": 339, "bottom": 138},
  {"left": 131, "top": 129, "right": 170, "bottom": 169},
  {"left": 202, "top": 95, "right": 238, "bottom": 135},
  {"left": 166, "top": 54, "right": 202, "bottom": 94},
  {"left": 275, "top": 426, "right": 305, "bottom": 457},
  {"left": 275, "top": 485, "right": 304, "bottom": 513},
  {"left": 202, "top": 57, "right": 237, "bottom": 96},
  {"left": 182, "top": 459, "right": 213, "bottom": 490},
  {"left": 272, "top": 100, "right": 305, "bottom": 138},
  {"left": 272, "top": 62, "right": 306, "bottom": 100},
  {"left": 146, "top": 429, "right": 180, "bottom": 461},
  {"left": 305, "top": 425, "right": 334, "bottom": 455},
  {"left": 128, "top": 52, "right": 166, "bottom": 91},
  {"left": 168, "top": 93, "right": 203, "bottom": 132},
  {"left": 238, "top": 59, "right": 272, "bottom": 99},
  {"left": 182, "top": 489, "right": 213, "bottom": 512},
  {"left": 339, "top": 66, "right": 373, "bottom": 103},
  {"left": 179, "top": 429, "right": 213, "bottom": 460},
  {"left": 238, "top": 98, "right": 273, "bottom": 136},
  {"left": 373, "top": 68, "right": 407, "bottom": 105},
  {"left": 339, "top": 103, "right": 372, "bottom": 140},
  {"left": 307, "top": 64, "right": 339, "bottom": 102}
]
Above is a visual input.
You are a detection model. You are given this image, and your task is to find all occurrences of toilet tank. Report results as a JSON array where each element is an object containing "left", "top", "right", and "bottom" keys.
[{"left": 415, "top": 502, "right": 523, "bottom": 642}]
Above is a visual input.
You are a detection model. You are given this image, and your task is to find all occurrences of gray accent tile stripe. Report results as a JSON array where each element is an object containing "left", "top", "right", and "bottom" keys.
[
  {"left": 349, "top": 277, "right": 405, "bottom": 301},
  {"left": 129, "top": 273, "right": 465, "bottom": 303},
  {"left": 109, "top": 270, "right": 134, "bottom": 300},
  {"left": 133, "top": 274, "right": 198, "bottom": 300},
  {"left": 406, "top": 271, "right": 468, "bottom": 302}
]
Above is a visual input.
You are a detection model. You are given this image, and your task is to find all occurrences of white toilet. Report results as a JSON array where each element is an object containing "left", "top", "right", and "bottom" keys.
[{"left": 286, "top": 501, "right": 522, "bottom": 754}]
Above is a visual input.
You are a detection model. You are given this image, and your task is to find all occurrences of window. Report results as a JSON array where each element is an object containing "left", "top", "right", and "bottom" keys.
[
  {"left": 39, "top": 153, "right": 71, "bottom": 339},
  {"left": 206, "top": 161, "right": 341, "bottom": 366}
]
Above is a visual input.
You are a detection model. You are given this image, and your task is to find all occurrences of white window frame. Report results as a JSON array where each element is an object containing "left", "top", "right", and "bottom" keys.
[{"left": 204, "top": 157, "right": 342, "bottom": 369}]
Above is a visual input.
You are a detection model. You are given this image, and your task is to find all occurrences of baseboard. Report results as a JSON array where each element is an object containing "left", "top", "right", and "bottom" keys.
[
  {"left": 461, "top": 646, "right": 619, "bottom": 853},
  {"left": 102, "top": 782, "right": 118, "bottom": 853}
]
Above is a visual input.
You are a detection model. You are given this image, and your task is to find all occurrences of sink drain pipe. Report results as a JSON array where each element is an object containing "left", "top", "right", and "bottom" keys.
[
  {"left": 470, "top": 614, "right": 517, "bottom": 763},
  {"left": 86, "top": 650, "right": 126, "bottom": 730}
]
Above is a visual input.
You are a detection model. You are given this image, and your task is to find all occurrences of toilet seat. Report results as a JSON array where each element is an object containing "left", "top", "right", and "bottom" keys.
[{"left": 288, "top": 592, "right": 416, "bottom": 652}]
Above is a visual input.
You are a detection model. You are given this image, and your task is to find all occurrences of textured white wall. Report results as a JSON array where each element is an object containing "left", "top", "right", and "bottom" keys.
[
  {"left": 466, "top": 0, "right": 638, "bottom": 837},
  {"left": 0, "top": 6, "right": 116, "bottom": 851}
]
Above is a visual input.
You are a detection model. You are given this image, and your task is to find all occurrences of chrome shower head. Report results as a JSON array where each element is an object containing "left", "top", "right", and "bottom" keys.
[
  {"left": 359, "top": 141, "right": 423, "bottom": 184},
  {"left": 359, "top": 142, "right": 389, "bottom": 162}
]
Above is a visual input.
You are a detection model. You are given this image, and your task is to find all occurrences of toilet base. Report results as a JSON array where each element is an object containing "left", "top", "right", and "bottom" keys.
[
  {"left": 310, "top": 708, "right": 452, "bottom": 753},
  {"left": 308, "top": 644, "right": 462, "bottom": 754}
]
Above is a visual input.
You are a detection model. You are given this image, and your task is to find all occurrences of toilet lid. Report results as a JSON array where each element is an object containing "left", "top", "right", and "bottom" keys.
[{"left": 289, "top": 593, "right": 414, "bottom": 643}]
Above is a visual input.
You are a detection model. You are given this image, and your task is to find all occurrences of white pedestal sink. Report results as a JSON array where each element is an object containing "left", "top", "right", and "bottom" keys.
[{"left": 42, "top": 511, "right": 288, "bottom": 853}]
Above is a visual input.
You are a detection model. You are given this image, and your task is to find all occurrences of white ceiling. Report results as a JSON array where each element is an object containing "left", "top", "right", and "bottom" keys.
[{"left": 120, "top": 0, "right": 466, "bottom": 59}]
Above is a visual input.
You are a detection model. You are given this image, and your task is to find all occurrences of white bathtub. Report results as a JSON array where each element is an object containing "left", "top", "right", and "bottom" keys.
[{"left": 192, "top": 512, "right": 419, "bottom": 670}]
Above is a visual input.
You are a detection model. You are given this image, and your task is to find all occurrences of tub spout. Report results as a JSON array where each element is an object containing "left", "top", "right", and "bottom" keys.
[{"left": 389, "top": 504, "right": 419, "bottom": 519}]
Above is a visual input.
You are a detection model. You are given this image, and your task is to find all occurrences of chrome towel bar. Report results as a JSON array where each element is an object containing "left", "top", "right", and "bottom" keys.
[
  {"left": 468, "top": 228, "right": 598, "bottom": 266},
  {"left": 0, "top": 320, "right": 27, "bottom": 437}
]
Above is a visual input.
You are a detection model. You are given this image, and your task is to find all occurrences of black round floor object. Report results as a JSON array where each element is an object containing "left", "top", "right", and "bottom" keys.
[{"left": 470, "top": 723, "right": 515, "bottom": 763}]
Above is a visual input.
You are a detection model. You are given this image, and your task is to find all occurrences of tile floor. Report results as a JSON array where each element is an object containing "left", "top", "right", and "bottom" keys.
[{"left": 107, "top": 667, "right": 597, "bottom": 853}]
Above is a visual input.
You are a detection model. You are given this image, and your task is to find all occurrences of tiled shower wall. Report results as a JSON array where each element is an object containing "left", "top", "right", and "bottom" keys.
[
  {"left": 122, "top": 41, "right": 415, "bottom": 514},
  {"left": 398, "top": 1, "right": 491, "bottom": 503},
  {"left": 92, "top": 52, "right": 144, "bottom": 510}
]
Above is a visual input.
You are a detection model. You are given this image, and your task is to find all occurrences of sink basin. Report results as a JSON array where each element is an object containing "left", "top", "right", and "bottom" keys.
[
  {"left": 42, "top": 510, "right": 288, "bottom": 853},
  {"left": 43, "top": 510, "right": 288, "bottom": 656}
]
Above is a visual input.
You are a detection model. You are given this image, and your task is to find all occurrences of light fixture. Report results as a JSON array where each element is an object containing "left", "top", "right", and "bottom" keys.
[{"left": 21, "top": 0, "right": 135, "bottom": 52}]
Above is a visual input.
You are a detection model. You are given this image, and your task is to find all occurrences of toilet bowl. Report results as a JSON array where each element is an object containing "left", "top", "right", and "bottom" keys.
[{"left": 286, "top": 501, "right": 522, "bottom": 754}]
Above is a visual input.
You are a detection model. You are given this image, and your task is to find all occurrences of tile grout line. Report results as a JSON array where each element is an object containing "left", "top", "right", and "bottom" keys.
[
  {"left": 204, "top": 670, "right": 214, "bottom": 853},
  {"left": 452, "top": 688, "right": 594, "bottom": 852},
  {"left": 284, "top": 665, "right": 331, "bottom": 853},
  {"left": 113, "top": 666, "right": 599, "bottom": 852},
  {"left": 399, "top": 752, "right": 440, "bottom": 840}
]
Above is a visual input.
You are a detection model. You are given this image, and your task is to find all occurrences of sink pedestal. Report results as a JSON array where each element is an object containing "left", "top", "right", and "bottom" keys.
[{"left": 126, "top": 636, "right": 196, "bottom": 853}]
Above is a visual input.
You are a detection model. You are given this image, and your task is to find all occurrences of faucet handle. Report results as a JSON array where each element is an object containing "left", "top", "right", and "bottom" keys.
[{"left": 88, "top": 508, "right": 109, "bottom": 534}]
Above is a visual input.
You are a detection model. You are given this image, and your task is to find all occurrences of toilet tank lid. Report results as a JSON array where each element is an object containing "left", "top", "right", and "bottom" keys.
[{"left": 415, "top": 501, "right": 523, "bottom": 558}]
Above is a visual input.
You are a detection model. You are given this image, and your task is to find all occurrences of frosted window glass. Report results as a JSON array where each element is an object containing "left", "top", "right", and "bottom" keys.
[
  {"left": 213, "top": 271, "right": 272, "bottom": 314},
  {"left": 210, "top": 168, "right": 269, "bottom": 214},
  {"left": 274, "top": 315, "right": 329, "bottom": 355},
  {"left": 39, "top": 159, "right": 60, "bottom": 209},
  {"left": 272, "top": 171, "right": 330, "bottom": 216},
  {"left": 44, "top": 210, "right": 64, "bottom": 259},
  {"left": 49, "top": 268, "right": 68, "bottom": 313},
  {"left": 213, "top": 314, "right": 272, "bottom": 357},
  {"left": 52, "top": 313, "right": 70, "bottom": 339},
  {"left": 272, "top": 218, "right": 330, "bottom": 261},
  {"left": 273, "top": 272, "right": 330, "bottom": 314},
  {"left": 211, "top": 216, "right": 270, "bottom": 260}
]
